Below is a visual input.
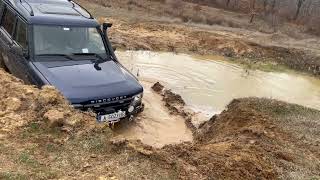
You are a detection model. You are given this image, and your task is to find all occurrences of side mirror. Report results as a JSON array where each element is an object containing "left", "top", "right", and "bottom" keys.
[
  {"left": 103, "top": 22, "right": 113, "bottom": 30},
  {"left": 112, "top": 46, "right": 117, "bottom": 52}
]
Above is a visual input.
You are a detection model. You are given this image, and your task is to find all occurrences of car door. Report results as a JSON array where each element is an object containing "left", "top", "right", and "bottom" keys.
[
  {"left": 11, "top": 16, "right": 32, "bottom": 84},
  {"left": 0, "top": 6, "right": 19, "bottom": 76},
  {"left": 0, "top": 6, "right": 32, "bottom": 83}
]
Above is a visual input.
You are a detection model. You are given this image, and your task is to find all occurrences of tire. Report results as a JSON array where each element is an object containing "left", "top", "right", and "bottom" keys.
[{"left": 0, "top": 55, "right": 9, "bottom": 72}]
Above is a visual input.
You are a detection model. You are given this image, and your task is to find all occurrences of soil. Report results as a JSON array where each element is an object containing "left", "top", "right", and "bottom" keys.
[
  {"left": 0, "top": 0, "right": 320, "bottom": 179},
  {"left": 154, "top": 98, "right": 320, "bottom": 180}
]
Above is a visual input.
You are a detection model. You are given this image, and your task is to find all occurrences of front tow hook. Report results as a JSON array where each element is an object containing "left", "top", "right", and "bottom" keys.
[{"left": 129, "top": 115, "right": 134, "bottom": 122}]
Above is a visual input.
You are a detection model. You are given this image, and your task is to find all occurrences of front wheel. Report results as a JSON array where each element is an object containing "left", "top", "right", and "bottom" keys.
[{"left": 0, "top": 55, "right": 8, "bottom": 72}]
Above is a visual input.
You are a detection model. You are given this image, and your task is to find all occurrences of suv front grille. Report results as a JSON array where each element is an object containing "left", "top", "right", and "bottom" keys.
[{"left": 76, "top": 97, "right": 134, "bottom": 115}]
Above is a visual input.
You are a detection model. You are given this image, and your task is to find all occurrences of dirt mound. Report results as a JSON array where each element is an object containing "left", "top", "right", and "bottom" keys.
[
  {"left": 0, "top": 69, "right": 96, "bottom": 134},
  {"left": 151, "top": 82, "right": 164, "bottom": 92},
  {"left": 149, "top": 98, "right": 320, "bottom": 179}
]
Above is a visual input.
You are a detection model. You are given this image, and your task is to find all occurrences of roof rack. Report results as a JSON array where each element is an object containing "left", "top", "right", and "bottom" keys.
[
  {"left": 68, "top": 0, "right": 93, "bottom": 19},
  {"left": 19, "top": 0, "right": 34, "bottom": 16}
]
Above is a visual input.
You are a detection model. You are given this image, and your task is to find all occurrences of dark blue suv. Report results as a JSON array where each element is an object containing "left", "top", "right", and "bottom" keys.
[{"left": 0, "top": 0, "right": 144, "bottom": 123}]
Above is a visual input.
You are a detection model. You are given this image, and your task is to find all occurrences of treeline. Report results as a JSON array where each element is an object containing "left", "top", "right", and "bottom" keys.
[{"left": 185, "top": 0, "right": 320, "bottom": 35}]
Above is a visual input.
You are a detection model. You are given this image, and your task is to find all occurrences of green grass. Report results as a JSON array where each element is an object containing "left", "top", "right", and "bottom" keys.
[
  {"left": 309, "top": 176, "right": 320, "bottom": 180},
  {"left": 15, "top": 150, "right": 58, "bottom": 179},
  {"left": 83, "top": 134, "right": 107, "bottom": 153},
  {"left": 229, "top": 57, "right": 291, "bottom": 73},
  {"left": 0, "top": 172, "right": 28, "bottom": 180},
  {"left": 17, "top": 151, "right": 40, "bottom": 168}
]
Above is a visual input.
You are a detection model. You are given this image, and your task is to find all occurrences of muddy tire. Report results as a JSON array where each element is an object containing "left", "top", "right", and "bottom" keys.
[
  {"left": 0, "top": 56, "right": 9, "bottom": 72},
  {"left": 0, "top": 56, "right": 5, "bottom": 69}
]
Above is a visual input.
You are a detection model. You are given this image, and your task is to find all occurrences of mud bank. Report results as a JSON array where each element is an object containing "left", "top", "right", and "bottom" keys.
[
  {"left": 150, "top": 82, "right": 320, "bottom": 179},
  {"left": 151, "top": 82, "right": 207, "bottom": 132},
  {"left": 149, "top": 98, "right": 320, "bottom": 179},
  {"left": 110, "top": 95, "right": 320, "bottom": 179},
  {"left": 0, "top": 70, "right": 98, "bottom": 134}
]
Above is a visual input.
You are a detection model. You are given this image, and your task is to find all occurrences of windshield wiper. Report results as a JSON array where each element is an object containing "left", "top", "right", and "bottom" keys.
[
  {"left": 37, "top": 54, "right": 74, "bottom": 60},
  {"left": 72, "top": 53, "right": 108, "bottom": 71},
  {"left": 72, "top": 53, "right": 108, "bottom": 62}
]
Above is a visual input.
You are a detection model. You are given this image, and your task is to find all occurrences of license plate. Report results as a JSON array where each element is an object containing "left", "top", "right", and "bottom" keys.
[{"left": 97, "top": 111, "right": 126, "bottom": 123}]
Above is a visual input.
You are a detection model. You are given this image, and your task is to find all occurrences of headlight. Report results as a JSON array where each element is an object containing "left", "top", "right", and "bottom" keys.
[
  {"left": 133, "top": 93, "right": 143, "bottom": 102},
  {"left": 128, "top": 93, "right": 143, "bottom": 113}
]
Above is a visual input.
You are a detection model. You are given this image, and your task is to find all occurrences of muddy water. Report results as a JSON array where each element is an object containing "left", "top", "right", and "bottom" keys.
[
  {"left": 113, "top": 82, "right": 193, "bottom": 148},
  {"left": 118, "top": 51, "right": 320, "bottom": 114},
  {"left": 114, "top": 51, "right": 320, "bottom": 147}
]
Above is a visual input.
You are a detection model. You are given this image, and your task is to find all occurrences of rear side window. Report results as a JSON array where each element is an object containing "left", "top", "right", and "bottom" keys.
[
  {"left": 15, "top": 19, "right": 27, "bottom": 49},
  {"left": 0, "top": 1, "right": 4, "bottom": 16},
  {"left": 1, "top": 7, "right": 15, "bottom": 35}
]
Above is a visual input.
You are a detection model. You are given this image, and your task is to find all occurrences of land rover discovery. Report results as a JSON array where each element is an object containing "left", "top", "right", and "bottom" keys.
[{"left": 0, "top": 0, "right": 144, "bottom": 123}]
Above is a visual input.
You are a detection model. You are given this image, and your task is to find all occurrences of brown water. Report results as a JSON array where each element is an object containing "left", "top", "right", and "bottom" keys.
[
  {"left": 113, "top": 82, "right": 193, "bottom": 148},
  {"left": 113, "top": 51, "right": 320, "bottom": 147},
  {"left": 118, "top": 51, "right": 320, "bottom": 114}
]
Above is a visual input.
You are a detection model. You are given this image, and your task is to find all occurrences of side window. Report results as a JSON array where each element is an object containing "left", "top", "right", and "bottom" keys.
[
  {"left": 15, "top": 19, "right": 28, "bottom": 49},
  {"left": 1, "top": 7, "right": 15, "bottom": 35},
  {"left": 0, "top": 1, "right": 4, "bottom": 18}
]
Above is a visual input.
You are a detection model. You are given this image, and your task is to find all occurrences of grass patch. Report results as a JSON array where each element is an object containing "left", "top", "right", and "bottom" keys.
[
  {"left": 0, "top": 143, "right": 7, "bottom": 153},
  {"left": 0, "top": 172, "right": 28, "bottom": 180},
  {"left": 15, "top": 150, "right": 58, "bottom": 179},
  {"left": 17, "top": 151, "right": 40, "bottom": 168},
  {"left": 32, "top": 169, "right": 58, "bottom": 180},
  {"left": 21, "top": 121, "right": 64, "bottom": 141},
  {"left": 228, "top": 57, "right": 292, "bottom": 73},
  {"left": 82, "top": 134, "right": 107, "bottom": 153},
  {"left": 28, "top": 122, "right": 40, "bottom": 132}
]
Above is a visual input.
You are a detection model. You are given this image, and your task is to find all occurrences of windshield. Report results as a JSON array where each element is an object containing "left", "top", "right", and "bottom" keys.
[{"left": 33, "top": 25, "right": 107, "bottom": 56}]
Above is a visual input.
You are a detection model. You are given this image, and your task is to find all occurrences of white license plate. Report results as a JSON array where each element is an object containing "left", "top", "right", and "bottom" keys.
[{"left": 97, "top": 111, "right": 126, "bottom": 123}]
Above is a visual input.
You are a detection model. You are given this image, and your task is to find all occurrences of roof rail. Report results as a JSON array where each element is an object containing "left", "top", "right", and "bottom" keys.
[
  {"left": 68, "top": 0, "right": 93, "bottom": 19},
  {"left": 19, "top": 0, "right": 34, "bottom": 16}
]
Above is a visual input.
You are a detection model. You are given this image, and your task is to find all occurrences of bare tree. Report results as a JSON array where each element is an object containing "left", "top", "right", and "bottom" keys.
[
  {"left": 269, "top": 0, "right": 278, "bottom": 32},
  {"left": 249, "top": 0, "right": 257, "bottom": 23},
  {"left": 294, "top": 0, "right": 306, "bottom": 20},
  {"left": 263, "top": 0, "right": 269, "bottom": 12},
  {"left": 226, "top": 0, "right": 231, "bottom": 7}
]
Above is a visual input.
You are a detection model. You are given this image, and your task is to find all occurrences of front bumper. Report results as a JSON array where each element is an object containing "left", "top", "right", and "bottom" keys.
[{"left": 73, "top": 98, "right": 144, "bottom": 121}]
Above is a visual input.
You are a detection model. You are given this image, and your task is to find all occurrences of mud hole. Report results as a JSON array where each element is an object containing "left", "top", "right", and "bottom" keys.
[
  {"left": 112, "top": 81, "right": 193, "bottom": 148},
  {"left": 1, "top": 72, "right": 320, "bottom": 179}
]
